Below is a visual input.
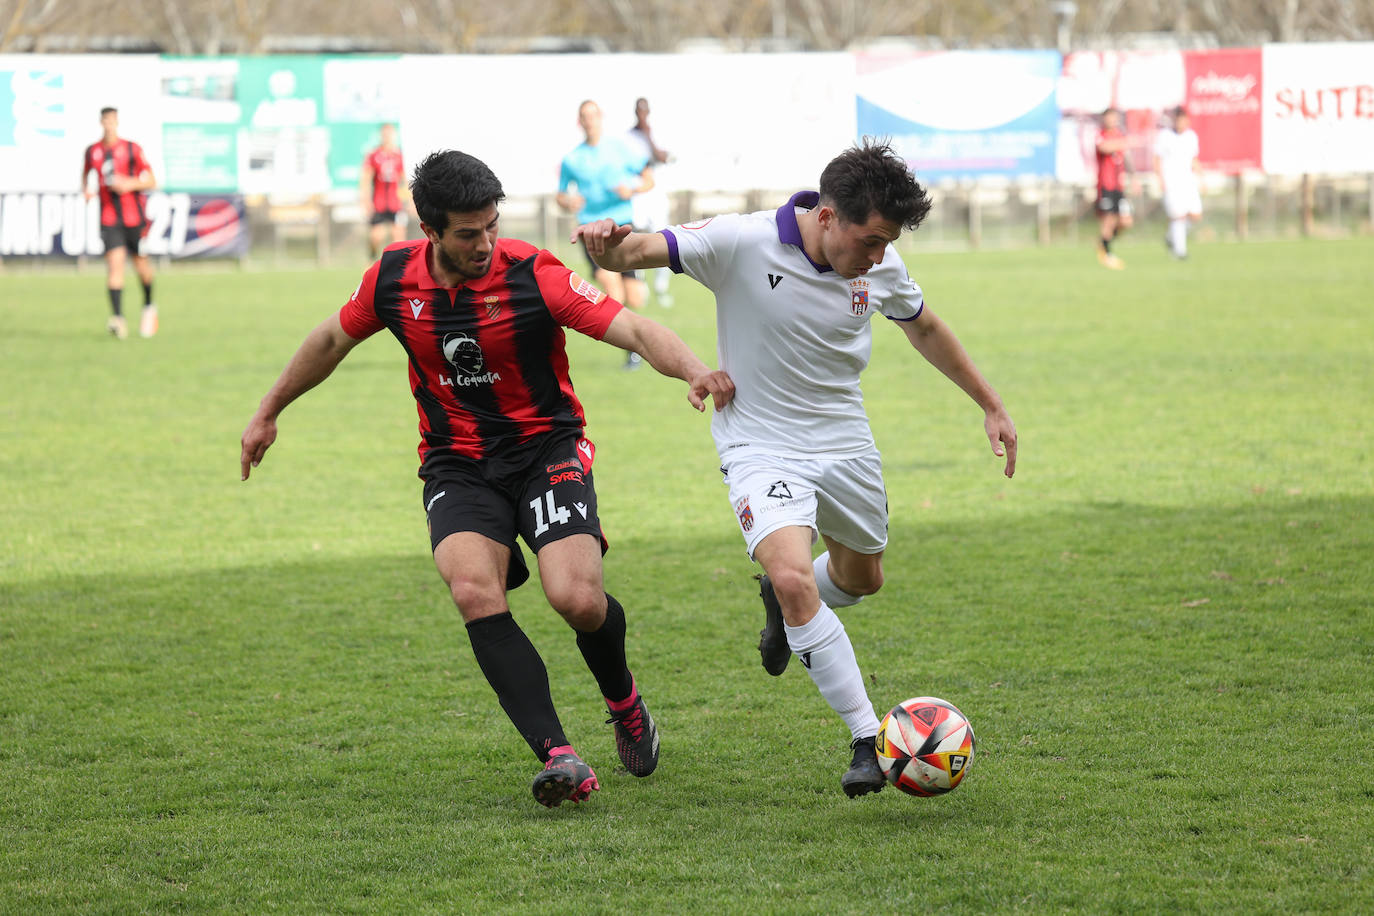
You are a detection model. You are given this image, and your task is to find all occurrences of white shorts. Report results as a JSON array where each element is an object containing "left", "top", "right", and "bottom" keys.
[
  {"left": 723, "top": 452, "right": 888, "bottom": 558},
  {"left": 1163, "top": 181, "right": 1202, "bottom": 219}
]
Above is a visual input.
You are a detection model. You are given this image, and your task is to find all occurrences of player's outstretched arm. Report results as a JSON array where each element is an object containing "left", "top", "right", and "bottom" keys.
[
  {"left": 571, "top": 219, "right": 670, "bottom": 272},
  {"left": 600, "top": 310, "right": 734, "bottom": 412},
  {"left": 900, "top": 308, "right": 1017, "bottom": 478},
  {"left": 240, "top": 314, "right": 363, "bottom": 481}
]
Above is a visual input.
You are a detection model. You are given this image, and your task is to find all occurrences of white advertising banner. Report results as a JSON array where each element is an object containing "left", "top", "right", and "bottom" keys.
[
  {"left": 0, "top": 55, "right": 162, "bottom": 194},
  {"left": 398, "top": 53, "right": 856, "bottom": 197},
  {"left": 1262, "top": 43, "right": 1374, "bottom": 176},
  {"left": 1055, "top": 50, "right": 1185, "bottom": 184}
]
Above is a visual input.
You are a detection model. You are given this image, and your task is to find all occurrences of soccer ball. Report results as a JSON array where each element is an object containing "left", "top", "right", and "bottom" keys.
[{"left": 875, "top": 696, "right": 975, "bottom": 796}]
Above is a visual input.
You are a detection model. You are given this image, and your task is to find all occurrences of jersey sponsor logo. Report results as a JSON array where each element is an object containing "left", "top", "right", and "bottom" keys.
[
  {"left": 848, "top": 277, "right": 871, "bottom": 317},
  {"left": 546, "top": 458, "right": 579, "bottom": 474},
  {"left": 573, "top": 501, "right": 588, "bottom": 519},
  {"left": 549, "top": 469, "right": 584, "bottom": 486},
  {"left": 483, "top": 295, "right": 502, "bottom": 319},
  {"left": 768, "top": 273, "right": 784, "bottom": 289},
  {"left": 409, "top": 297, "right": 425, "bottom": 318},
  {"left": 576, "top": 437, "right": 596, "bottom": 472},
  {"left": 568, "top": 271, "right": 607, "bottom": 305},
  {"left": 440, "top": 332, "right": 502, "bottom": 387},
  {"left": 735, "top": 496, "right": 754, "bottom": 533}
]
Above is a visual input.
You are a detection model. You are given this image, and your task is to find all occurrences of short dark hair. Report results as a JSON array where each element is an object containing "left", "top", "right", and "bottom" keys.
[
  {"left": 818, "top": 139, "right": 931, "bottom": 231},
  {"left": 409, "top": 150, "right": 505, "bottom": 232},
  {"left": 100, "top": 106, "right": 117, "bottom": 117}
]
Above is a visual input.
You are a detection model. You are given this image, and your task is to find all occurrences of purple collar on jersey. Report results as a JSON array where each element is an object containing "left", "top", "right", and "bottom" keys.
[{"left": 776, "top": 191, "right": 832, "bottom": 274}]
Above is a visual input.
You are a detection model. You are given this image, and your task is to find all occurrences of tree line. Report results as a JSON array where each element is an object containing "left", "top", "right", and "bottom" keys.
[{"left": 4, "top": 0, "right": 1372, "bottom": 54}]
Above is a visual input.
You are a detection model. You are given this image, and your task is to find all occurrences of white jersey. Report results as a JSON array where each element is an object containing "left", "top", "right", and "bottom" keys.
[
  {"left": 1155, "top": 128, "right": 1199, "bottom": 187},
  {"left": 624, "top": 127, "right": 670, "bottom": 230},
  {"left": 663, "top": 191, "right": 925, "bottom": 461}
]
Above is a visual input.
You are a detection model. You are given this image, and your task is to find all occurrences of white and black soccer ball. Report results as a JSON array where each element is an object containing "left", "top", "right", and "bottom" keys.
[{"left": 875, "top": 696, "right": 975, "bottom": 796}]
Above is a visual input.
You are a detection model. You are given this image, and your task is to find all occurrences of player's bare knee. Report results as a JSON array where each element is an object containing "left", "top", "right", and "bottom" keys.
[
  {"left": 447, "top": 576, "right": 504, "bottom": 618},
  {"left": 850, "top": 568, "right": 884, "bottom": 596},
  {"left": 545, "top": 582, "right": 606, "bottom": 630},
  {"left": 769, "top": 564, "right": 818, "bottom": 610}
]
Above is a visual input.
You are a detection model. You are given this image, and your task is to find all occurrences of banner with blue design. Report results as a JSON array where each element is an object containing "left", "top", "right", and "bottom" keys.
[{"left": 855, "top": 50, "right": 1060, "bottom": 180}]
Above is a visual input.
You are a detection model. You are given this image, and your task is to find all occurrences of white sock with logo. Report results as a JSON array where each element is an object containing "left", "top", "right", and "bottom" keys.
[
  {"left": 784, "top": 604, "right": 880, "bottom": 740},
  {"left": 813, "top": 552, "right": 863, "bottom": 609}
]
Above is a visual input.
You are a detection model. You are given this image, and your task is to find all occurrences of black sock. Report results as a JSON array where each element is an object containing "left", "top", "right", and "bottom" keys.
[
  {"left": 108, "top": 287, "right": 123, "bottom": 317},
  {"left": 466, "top": 612, "right": 568, "bottom": 762},
  {"left": 575, "top": 593, "right": 633, "bottom": 704},
  {"left": 142, "top": 280, "right": 154, "bottom": 306},
  {"left": 1100, "top": 237, "right": 1112, "bottom": 254}
]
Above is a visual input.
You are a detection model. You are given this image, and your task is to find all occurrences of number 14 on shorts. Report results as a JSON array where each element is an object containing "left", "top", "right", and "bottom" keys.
[{"left": 529, "top": 490, "right": 587, "bottom": 537}]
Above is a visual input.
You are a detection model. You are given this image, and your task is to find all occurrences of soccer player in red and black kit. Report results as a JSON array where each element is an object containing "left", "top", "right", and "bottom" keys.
[
  {"left": 1094, "top": 107, "right": 1134, "bottom": 271},
  {"left": 82, "top": 107, "right": 158, "bottom": 338},
  {"left": 360, "top": 123, "right": 408, "bottom": 259},
  {"left": 240, "top": 150, "right": 734, "bottom": 808}
]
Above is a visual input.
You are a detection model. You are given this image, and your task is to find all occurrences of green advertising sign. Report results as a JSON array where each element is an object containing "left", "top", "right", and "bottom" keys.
[{"left": 158, "top": 55, "right": 401, "bottom": 195}]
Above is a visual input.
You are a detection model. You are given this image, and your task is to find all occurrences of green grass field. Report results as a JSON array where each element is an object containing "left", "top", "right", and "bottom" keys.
[{"left": 2, "top": 235, "right": 1372, "bottom": 913}]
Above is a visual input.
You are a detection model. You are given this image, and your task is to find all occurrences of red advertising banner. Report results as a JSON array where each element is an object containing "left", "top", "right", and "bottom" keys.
[{"left": 1184, "top": 49, "right": 1262, "bottom": 173}]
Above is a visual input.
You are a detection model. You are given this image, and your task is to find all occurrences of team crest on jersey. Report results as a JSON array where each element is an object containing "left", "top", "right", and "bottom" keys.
[
  {"left": 483, "top": 295, "right": 502, "bottom": 319},
  {"left": 848, "top": 278, "right": 871, "bottom": 317},
  {"left": 440, "top": 332, "right": 501, "bottom": 387},
  {"left": 735, "top": 497, "right": 754, "bottom": 533},
  {"left": 568, "top": 272, "right": 607, "bottom": 305}
]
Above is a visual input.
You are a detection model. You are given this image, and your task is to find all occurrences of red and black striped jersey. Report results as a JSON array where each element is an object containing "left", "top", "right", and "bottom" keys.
[
  {"left": 364, "top": 146, "right": 404, "bottom": 213},
  {"left": 83, "top": 139, "right": 151, "bottom": 228},
  {"left": 338, "top": 237, "right": 622, "bottom": 469}
]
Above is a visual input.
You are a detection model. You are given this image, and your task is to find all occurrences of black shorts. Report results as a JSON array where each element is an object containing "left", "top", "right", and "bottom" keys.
[
  {"left": 580, "top": 236, "right": 639, "bottom": 282},
  {"left": 420, "top": 433, "right": 606, "bottom": 591},
  {"left": 369, "top": 210, "right": 401, "bottom": 226},
  {"left": 100, "top": 223, "right": 147, "bottom": 254},
  {"left": 1096, "top": 190, "right": 1126, "bottom": 215}
]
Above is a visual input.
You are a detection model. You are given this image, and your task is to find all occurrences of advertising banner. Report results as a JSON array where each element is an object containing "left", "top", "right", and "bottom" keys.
[
  {"left": 159, "top": 55, "right": 403, "bottom": 195},
  {"left": 1056, "top": 50, "right": 1185, "bottom": 184},
  {"left": 1262, "top": 42, "right": 1374, "bottom": 176},
  {"left": 1183, "top": 48, "right": 1262, "bottom": 173},
  {"left": 397, "top": 53, "right": 856, "bottom": 197},
  {"left": 0, "top": 55, "right": 162, "bottom": 194},
  {"left": 0, "top": 191, "right": 247, "bottom": 258},
  {"left": 855, "top": 50, "right": 1060, "bottom": 180}
]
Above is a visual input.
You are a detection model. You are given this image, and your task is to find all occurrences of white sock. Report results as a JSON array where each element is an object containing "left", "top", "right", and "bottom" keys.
[
  {"left": 784, "top": 604, "right": 880, "bottom": 740},
  {"left": 813, "top": 552, "right": 862, "bottom": 608},
  {"left": 1169, "top": 219, "right": 1188, "bottom": 256}
]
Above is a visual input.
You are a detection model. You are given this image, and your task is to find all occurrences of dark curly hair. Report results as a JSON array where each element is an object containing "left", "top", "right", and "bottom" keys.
[
  {"left": 410, "top": 150, "right": 506, "bottom": 232},
  {"left": 818, "top": 139, "right": 931, "bottom": 231}
]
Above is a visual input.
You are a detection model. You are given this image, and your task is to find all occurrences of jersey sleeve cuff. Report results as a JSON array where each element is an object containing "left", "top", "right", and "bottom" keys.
[
  {"left": 659, "top": 228, "right": 682, "bottom": 274},
  {"left": 886, "top": 302, "right": 925, "bottom": 322}
]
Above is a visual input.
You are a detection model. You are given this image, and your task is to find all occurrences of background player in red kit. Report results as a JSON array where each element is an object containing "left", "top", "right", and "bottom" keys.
[
  {"left": 1094, "top": 107, "right": 1133, "bottom": 270},
  {"left": 360, "top": 123, "right": 408, "bottom": 259},
  {"left": 82, "top": 107, "right": 158, "bottom": 339},
  {"left": 240, "top": 150, "right": 733, "bottom": 808}
]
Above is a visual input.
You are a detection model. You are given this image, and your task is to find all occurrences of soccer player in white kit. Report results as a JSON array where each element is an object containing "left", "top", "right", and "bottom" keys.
[
  {"left": 574, "top": 142, "right": 1017, "bottom": 796},
  {"left": 1155, "top": 106, "right": 1203, "bottom": 259}
]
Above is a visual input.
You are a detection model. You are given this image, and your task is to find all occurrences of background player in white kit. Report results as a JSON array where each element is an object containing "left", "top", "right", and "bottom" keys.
[
  {"left": 574, "top": 141, "right": 1017, "bottom": 797},
  {"left": 1155, "top": 106, "right": 1203, "bottom": 260}
]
